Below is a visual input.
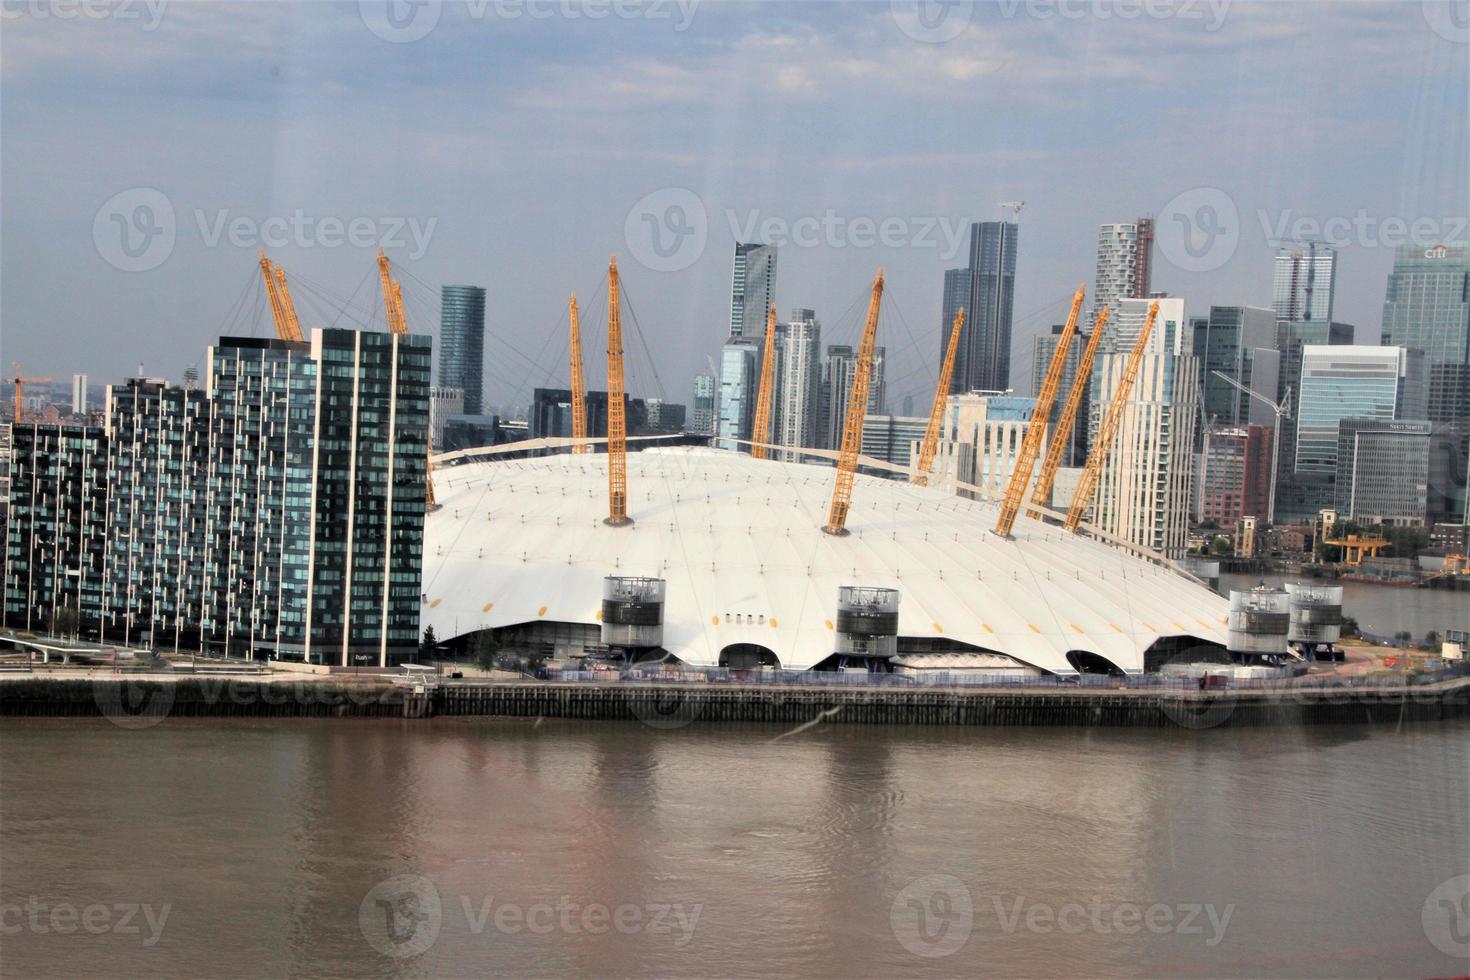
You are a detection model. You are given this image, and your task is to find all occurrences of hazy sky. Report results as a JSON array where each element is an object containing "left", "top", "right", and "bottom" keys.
[{"left": 3, "top": 0, "right": 1467, "bottom": 411}]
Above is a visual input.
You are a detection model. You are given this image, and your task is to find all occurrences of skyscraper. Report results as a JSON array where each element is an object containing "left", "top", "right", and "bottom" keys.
[
  {"left": 70, "top": 373, "right": 88, "bottom": 415},
  {"left": 1091, "top": 219, "right": 1154, "bottom": 324},
  {"left": 1334, "top": 419, "right": 1431, "bottom": 526},
  {"left": 774, "top": 310, "right": 822, "bottom": 461},
  {"left": 1191, "top": 305, "right": 1278, "bottom": 437},
  {"left": 717, "top": 338, "right": 759, "bottom": 451},
  {"left": 1089, "top": 297, "right": 1199, "bottom": 559},
  {"left": 941, "top": 221, "right": 1017, "bottom": 393},
  {"left": 1381, "top": 243, "right": 1470, "bottom": 425},
  {"left": 690, "top": 373, "right": 716, "bottom": 435},
  {"left": 1033, "top": 324, "right": 1089, "bottom": 466},
  {"left": 729, "top": 243, "right": 777, "bottom": 340},
  {"left": 440, "top": 285, "right": 486, "bottom": 415},
  {"left": 822, "top": 344, "right": 886, "bottom": 450},
  {"left": 1273, "top": 245, "right": 1337, "bottom": 323},
  {"left": 1294, "top": 345, "right": 1426, "bottom": 477}
]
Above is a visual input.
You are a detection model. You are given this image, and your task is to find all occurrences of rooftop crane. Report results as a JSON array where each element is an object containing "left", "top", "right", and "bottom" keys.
[
  {"left": 10, "top": 364, "right": 53, "bottom": 423},
  {"left": 912, "top": 307, "right": 965, "bottom": 487},
  {"left": 1030, "top": 306, "right": 1110, "bottom": 513},
  {"left": 1211, "top": 369, "right": 1291, "bottom": 524},
  {"left": 1064, "top": 301, "right": 1159, "bottom": 533},
  {"left": 568, "top": 294, "right": 589, "bottom": 455},
  {"left": 994, "top": 285, "right": 1085, "bottom": 536},
  {"left": 258, "top": 250, "right": 298, "bottom": 342},
  {"left": 824, "top": 269, "right": 885, "bottom": 536},
  {"left": 376, "top": 248, "right": 407, "bottom": 335},
  {"left": 605, "top": 256, "right": 631, "bottom": 526},
  {"left": 272, "top": 265, "right": 305, "bottom": 342},
  {"left": 750, "top": 304, "right": 778, "bottom": 460}
]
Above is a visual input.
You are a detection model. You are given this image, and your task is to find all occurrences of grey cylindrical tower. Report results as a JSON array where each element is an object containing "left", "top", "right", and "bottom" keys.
[
  {"left": 835, "top": 586, "right": 900, "bottom": 660},
  {"left": 1226, "top": 586, "right": 1290, "bottom": 656},
  {"left": 601, "top": 576, "right": 666, "bottom": 649}
]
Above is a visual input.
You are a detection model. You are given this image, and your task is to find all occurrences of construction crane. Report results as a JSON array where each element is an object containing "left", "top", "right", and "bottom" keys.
[
  {"left": 258, "top": 250, "right": 299, "bottom": 342},
  {"left": 824, "top": 269, "right": 885, "bottom": 536},
  {"left": 994, "top": 285, "right": 1085, "bottom": 536},
  {"left": 999, "top": 201, "right": 1025, "bottom": 220},
  {"left": 272, "top": 265, "right": 305, "bottom": 342},
  {"left": 376, "top": 249, "right": 408, "bottom": 335},
  {"left": 10, "top": 364, "right": 53, "bottom": 422},
  {"left": 1031, "top": 306, "right": 1109, "bottom": 512},
  {"left": 912, "top": 307, "right": 965, "bottom": 487},
  {"left": 605, "top": 256, "right": 631, "bottom": 526},
  {"left": 1064, "top": 301, "right": 1159, "bottom": 533},
  {"left": 750, "top": 304, "right": 778, "bottom": 460},
  {"left": 1210, "top": 370, "right": 1291, "bottom": 524},
  {"left": 568, "top": 294, "right": 589, "bottom": 455}
]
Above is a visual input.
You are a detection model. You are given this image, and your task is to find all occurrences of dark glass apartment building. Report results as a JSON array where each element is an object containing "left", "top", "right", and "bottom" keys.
[
  {"left": 941, "top": 221, "right": 1017, "bottom": 394},
  {"left": 440, "top": 284, "right": 486, "bottom": 415},
  {"left": 2, "top": 329, "right": 430, "bottom": 666}
]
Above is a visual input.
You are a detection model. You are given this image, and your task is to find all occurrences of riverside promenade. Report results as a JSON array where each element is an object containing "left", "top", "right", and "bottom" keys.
[{"left": 1, "top": 668, "right": 1467, "bottom": 729}]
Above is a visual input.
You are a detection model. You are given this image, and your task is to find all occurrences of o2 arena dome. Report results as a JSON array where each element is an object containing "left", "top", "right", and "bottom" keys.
[{"left": 420, "top": 446, "right": 1229, "bottom": 675}]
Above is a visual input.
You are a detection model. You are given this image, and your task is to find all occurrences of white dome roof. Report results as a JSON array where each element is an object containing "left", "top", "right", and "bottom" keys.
[{"left": 421, "top": 447, "right": 1228, "bottom": 674}]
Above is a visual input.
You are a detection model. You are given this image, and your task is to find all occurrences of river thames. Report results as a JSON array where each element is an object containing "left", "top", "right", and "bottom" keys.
[{"left": 2, "top": 716, "right": 1466, "bottom": 977}]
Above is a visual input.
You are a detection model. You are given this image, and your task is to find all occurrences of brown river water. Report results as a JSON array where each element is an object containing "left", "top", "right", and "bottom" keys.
[{"left": 1, "top": 717, "right": 1467, "bottom": 978}]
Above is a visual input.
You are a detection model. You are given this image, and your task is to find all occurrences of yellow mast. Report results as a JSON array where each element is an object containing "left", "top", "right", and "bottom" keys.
[
  {"left": 994, "top": 285, "right": 1084, "bottom": 535},
  {"left": 750, "top": 304, "right": 779, "bottom": 460},
  {"left": 376, "top": 248, "right": 407, "bottom": 335},
  {"left": 824, "top": 270, "right": 885, "bottom": 536},
  {"left": 912, "top": 307, "right": 965, "bottom": 487},
  {"left": 568, "top": 294, "right": 589, "bottom": 455},
  {"left": 1065, "top": 302, "right": 1159, "bottom": 532},
  {"left": 258, "top": 251, "right": 295, "bottom": 342},
  {"left": 1031, "top": 306, "right": 1110, "bottom": 513},
  {"left": 272, "top": 266, "right": 305, "bottom": 342},
  {"left": 605, "top": 257, "right": 631, "bottom": 526}
]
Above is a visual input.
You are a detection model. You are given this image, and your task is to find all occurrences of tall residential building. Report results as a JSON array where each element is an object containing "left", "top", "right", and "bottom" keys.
[
  {"left": 429, "top": 387, "right": 465, "bottom": 448},
  {"left": 822, "top": 344, "right": 887, "bottom": 450},
  {"left": 1091, "top": 219, "right": 1154, "bottom": 324},
  {"left": 440, "top": 285, "right": 486, "bottom": 415},
  {"left": 3, "top": 329, "right": 430, "bottom": 665},
  {"left": 1198, "top": 425, "right": 1274, "bottom": 526},
  {"left": 1089, "top": 296, "right": 1199, "bottom": 559},
  {"left": 1273, "top": 245, "right": 1337, "bottom": 323},
  {"left": 690, "top": 373, "right": 716, "bottom": 435},
  {"left": 1294, "top": 345, "right": 1426, "bottom": 477},
  {"left": 70, "top": 374, "right": 88, "bottom": 415},
  {"left": 717, "top": 338, "right": 759, "bottom": 451},
  {"left": 729, "top": 243, "right": 778, "bottom": 340},
  {"left": 1334, "top": 419, "right": 1431, "bottom": 526},
  {"left": 941, "top": 221, "right": 1018, "bottom": 393},
  {"left": 1274, "top": 318, "right": 1354, "bottom": 493},
  {"left": 859, "top": 414, "right": 927, "bottom": 470},
  {"left": 1191, "top": 305, "right": 1278, "bottom": 438},
  {"left": 1033, "top": 325, "right": 1089, "bottom": 466},
  {"left": 774, "top": 310, "right": 822, "bottom": 461},
  {"left": 936, "top": 393, "right": 1045, "bottom": 502}
]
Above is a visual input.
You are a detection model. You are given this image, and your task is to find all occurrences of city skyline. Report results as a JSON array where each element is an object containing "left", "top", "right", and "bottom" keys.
[{"left": 3, "top": 2, "right": 1465, "bottom": 411}]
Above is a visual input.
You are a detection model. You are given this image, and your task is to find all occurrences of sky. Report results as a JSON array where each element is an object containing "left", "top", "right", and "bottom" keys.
[{"left": 2, "top": 0, "right": 1467, "bottom": 413}]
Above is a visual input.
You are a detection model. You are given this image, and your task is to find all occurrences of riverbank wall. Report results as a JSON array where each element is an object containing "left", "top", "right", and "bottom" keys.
[{"left": 2, "top": 675, "right": 1467, "bottom": 728}]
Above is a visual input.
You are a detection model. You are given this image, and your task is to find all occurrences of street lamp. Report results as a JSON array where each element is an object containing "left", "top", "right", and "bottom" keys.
[{"left": 1211, "top": 370, "right": 1291, "bottom": 525}]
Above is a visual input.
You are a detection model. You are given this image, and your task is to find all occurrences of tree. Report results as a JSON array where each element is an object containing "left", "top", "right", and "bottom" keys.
[
  {"left": 1340, "top": 616, "right": 1360, "bottom": 638},
  {"left": 49, "top": 605, "right": 80, "bottom": 641},
  {"left": 1394, "top": 630, "right": 1413, "bottom": 648},
  {"left": 1211, "top": 537, "right": 1231, "bottom": 556},
  {"left": 421, "top": 624, "right": 439, "bottom": 657},
  {"left": 469, "top": 632, "right": 501, "bottom": 672},
  {"left": 1423, "top": 630, "right": 1441, "bottom": 651}
]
